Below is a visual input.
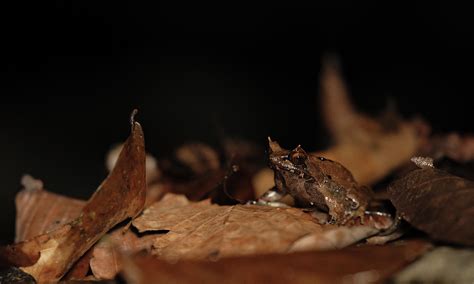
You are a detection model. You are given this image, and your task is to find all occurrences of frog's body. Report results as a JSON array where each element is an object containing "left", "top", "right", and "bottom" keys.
[{"left": 262, "top": 138, "right": 372, "bottom": 225}]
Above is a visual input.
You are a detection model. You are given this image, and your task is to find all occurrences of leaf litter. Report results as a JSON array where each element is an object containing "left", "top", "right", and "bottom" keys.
[{"left": 1, "top": 56, "right": 474, "bottom": 283}]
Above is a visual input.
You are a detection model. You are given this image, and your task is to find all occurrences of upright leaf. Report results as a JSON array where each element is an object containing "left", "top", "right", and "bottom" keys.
[{"left": 2, "top": 111, "right": 146, "bottom": 282}]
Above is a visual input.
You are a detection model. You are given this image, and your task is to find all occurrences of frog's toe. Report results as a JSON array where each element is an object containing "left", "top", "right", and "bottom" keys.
[
  {"left": 307, "top": 210, "right": 330, "bottom": 224},
  {"left": 249, "top": 199, "right": 290, "bottom": 208},
  {"left": 265, "top": 201, "right": 291, "bottom": 208},
  {"left": 327, "top": 216, "right": 338, "bottom": 225}
]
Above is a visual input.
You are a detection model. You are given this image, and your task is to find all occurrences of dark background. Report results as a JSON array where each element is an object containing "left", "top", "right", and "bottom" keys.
[{"left": 1, "top": 2, "right": 473, "bottom": 243}]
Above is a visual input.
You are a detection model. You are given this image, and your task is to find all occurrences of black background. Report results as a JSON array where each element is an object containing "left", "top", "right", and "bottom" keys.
[{"left": 1, "top": 1, "right": 473, "bottom": 243}]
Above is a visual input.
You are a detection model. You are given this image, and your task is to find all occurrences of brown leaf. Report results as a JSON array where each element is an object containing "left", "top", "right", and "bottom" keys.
[
  {"left": 13, "top": 177, "right": 162, "bottom": 280},
  {"left": 15, "top": 175, "right": 85, "bottom": 243},
  {"left": 434, "top": 157, "right": 474, "bottom": 181},
  {"left": 106, "top": 142, "right": 161, "bottom": 184},
  {"left": 132, "top": 194, "right": 393, "bottom": 262},
  {"left": 2, "top": 111, "right": 146, "bottom": 282},
  {"left": 0, "top": 240, "right": 41, "bottom": 268},
  {"left": 13, "top": 175, "right": 157, "bottom": 280},
  {"left": 422, "top": 133, "right": 474, "bottom": 162},
  {"left": 62, "top": 249, "right": 94, "bottom": 280},
  {"left": 393, "top": 246, "right": 474, "bottom": 283},
  {"left": 318, "top": 57, "right": 426, "bottom": 185},
  {"left": 174, "top": 143, "right": 220, "bottom": 176},
  {"left": 121, "top": 239, "right": 430, "bottom": 284},
  {"left": 89, "top": 227, "right": 155, "bottom": 280},
  {"left": 169, "top": 170, "right": 227, "bottom": 201},
  {"left": 388, "top": 167, "right": 474, "bottom": 246}
]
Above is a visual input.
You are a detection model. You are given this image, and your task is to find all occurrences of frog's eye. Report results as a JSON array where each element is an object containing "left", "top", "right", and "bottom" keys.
[{"left": 289, "top": 149, "right": 307, "bottom": 165}]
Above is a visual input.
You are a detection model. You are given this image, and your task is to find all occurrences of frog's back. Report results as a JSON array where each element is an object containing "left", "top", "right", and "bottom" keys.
[
  {"left": 309, "top": 156, "right": 358, "bottom": 189},
  {"left": 310, "top": 155, "right": 372, "bottom": 207}
]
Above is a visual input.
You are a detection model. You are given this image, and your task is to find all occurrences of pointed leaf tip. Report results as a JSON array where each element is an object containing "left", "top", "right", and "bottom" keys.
[{"left": 130, "top": 109, "right": 139, "bottom": 129}]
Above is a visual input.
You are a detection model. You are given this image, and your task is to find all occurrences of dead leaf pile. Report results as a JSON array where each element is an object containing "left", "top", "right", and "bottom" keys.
[
  {"left": 132, "top": 194, "right": 394, "bottom": 260},
  {"left": 1, "top": 56, "right": 474, "bottom": 283}
]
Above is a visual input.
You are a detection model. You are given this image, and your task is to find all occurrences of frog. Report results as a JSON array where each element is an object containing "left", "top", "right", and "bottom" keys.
[{"left": 258, "top": 137, "right": 373, "bottom": 225}]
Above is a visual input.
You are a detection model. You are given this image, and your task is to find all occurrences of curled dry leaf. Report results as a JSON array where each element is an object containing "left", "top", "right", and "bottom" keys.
[
  {"left": 155, "top": 143, "right": 225, "bottom": 201},
  {"left": 121, "top": 239, "right": 430, "bottom": 284},
  {"left": 108, "top": 143, "right": 168, "bottom": 206},
  {"left": 132, "top": 194, "right": 393, "bottom": 262},
  {"left": 9, "top": 174, "right": 157, "bottom": 280},
  {"left": 169, "top": 170, "right": 227, "bottom": 201},
  {"left": 160, "top": 142, "right": 221, "bottom": 181},
  {"left": 1, "top": 111, "right": 146, "bottom": 282},
  {"left": 106, "top": 142, "right": 160, "bottom": 184},
  {"left": 208, "top": 165, "right": 256, "bottom": 205},
  {"left": 388, "top": 167, "right": 474, "bottom": 246},
  {"left": 158, "top": 140, "right": 259, "bottom": 204}
]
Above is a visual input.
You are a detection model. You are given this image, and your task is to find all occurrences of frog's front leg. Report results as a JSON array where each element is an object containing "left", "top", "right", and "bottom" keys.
[
  {"left": 326, "top": 199, "right": 365, "bottom": 225},
  {"left": 318, "top": 188, "right": 355, "bottom": 225},
  {"left": 250, "top": 186, "right": 289, "bottom": 207}
]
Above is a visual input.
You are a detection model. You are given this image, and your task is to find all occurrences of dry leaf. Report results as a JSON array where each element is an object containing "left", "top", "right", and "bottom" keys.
[
  {"left": 89, "top": 227, "right": 155, "bottom": 280},
  {"left": 317, "top": 58, "right": 425, "bottom": 185},
  {"left": 106, "top": 142, "right": 160, "bottom": 184},
  {"left": 168, "top": 170, "right": 226, "bottom": 201},
  {"left": 422, "top": 133, "right": 474, "bottom": 162},
  {"left": 388, "top": 167, "right": 474, "bottom": 246},
  {"left": 62, "top": 249, "right": 94, "bottom": 280},
  {"left": 12, "top": 175, "right": 157, "bottom": 281},
  {"left": 161, "top": 140, "right": 259, "bottom": 203},
  {"left": 434, "top": 157, "right": 474, "bottom": 181},
  {"left": 121, "top": 239, "right": 430, "bottom": 284},
  {"left": 132, "top": 194, "right": 393, "bottom": 262},
  {"left": 393, "top": 246, "right": 474, "bottom": 283},
  {"left": 160, "top": 143, "right": 220, "bottom": 181},
  {"left": 174, "top": 143, "right": 220, "bottom": 176},
  {"left": 1, "top": 111, "right": 146, "bottom": 282},
  {"left": 218, "top": 138, "right": 262, "bottom": 202},
  {"left": 15, "top": 175, "right": 85, "bottom": 243}
]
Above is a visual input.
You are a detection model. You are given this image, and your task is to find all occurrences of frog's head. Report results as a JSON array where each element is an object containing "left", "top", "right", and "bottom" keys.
[{"left": 267, "top": 137, "right": 311, "bottom": 178}]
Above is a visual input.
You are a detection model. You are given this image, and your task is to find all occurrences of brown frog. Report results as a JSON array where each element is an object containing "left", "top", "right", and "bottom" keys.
[{"left": 258, "top": 138, "right": 372, "bottom": 225}]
